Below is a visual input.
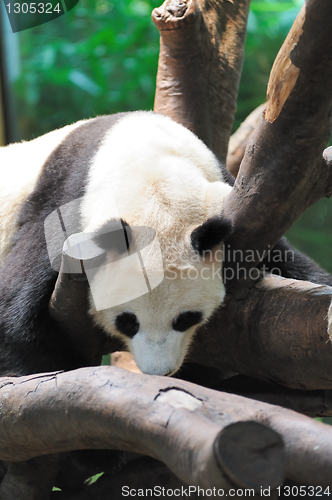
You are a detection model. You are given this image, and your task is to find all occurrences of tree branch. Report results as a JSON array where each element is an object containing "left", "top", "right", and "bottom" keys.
[
  {"left": 322, "top": 146, "right": 332, "bottom": 196},
  {"left": 109, "top": 353, "right": 332, "bottom": 417},
  {"left": 2, "top": 367, "right": 332, "bottom": 489},
  {"left": 48, "top": 239, "right": 126, "bottom": 364},
  {"left": 224, "top": 0, "right": 332, "bottom": 275},
  {"left": 226, "top": 103, "right": 265, "bottom": 177},
  {"left": 0, "top": 368, "right": 285, "bottom": 493},
  {"left": 153, "top": 0, "right": 251, "bottom": 164},
  {"left": 189, "top": 275, "right": 332, "bottom": 390}
]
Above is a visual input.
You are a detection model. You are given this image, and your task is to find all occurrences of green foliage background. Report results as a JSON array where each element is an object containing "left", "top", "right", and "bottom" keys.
[
  {"left": 13, "top": 0, "right": 161, "bottom": 136},
  {"left": 11, "top": 0, "right": 332, "bottom": 272}
]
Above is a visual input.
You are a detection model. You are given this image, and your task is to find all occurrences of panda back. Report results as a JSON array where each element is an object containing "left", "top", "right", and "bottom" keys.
[{"left": 0, "top": 120, "right": 88, "bottom": 264}]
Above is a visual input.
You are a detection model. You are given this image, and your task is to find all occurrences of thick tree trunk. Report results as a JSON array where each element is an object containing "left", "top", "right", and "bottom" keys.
[
  {"left": 153, "top": 0, "right": 251, "bottom": 164},
  {"left": 223, "top": 0, "right": 332, "bottom": 280}
]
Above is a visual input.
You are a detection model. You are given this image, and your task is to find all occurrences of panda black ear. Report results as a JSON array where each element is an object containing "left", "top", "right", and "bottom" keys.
[
  {"left": 191, "top": 216, "right": 233, "bottom": 255},
  {"left": 92, "top": 219, "right": 132, "bottom": 254}
]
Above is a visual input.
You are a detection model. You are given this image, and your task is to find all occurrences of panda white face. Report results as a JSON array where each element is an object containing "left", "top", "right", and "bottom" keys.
[{"left": 89, "top": 251, "right": 226, "bottom": 376}]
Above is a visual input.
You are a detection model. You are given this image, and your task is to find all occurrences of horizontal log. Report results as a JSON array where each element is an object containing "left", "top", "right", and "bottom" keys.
[
  {"left": 189, "top": 274, "right": 332, "bottom": 390},
  {"left": 1, "top": 367, "right": 332, "bottom": 487},
  {"left": 0, "top": 367, "right": 285, "bottom": 493},
  {"left": 213, "top": 374, "right": 332, "bottom": 417},
  {"left": 50, "top": 251, "right": 332, "bottom": 392}
]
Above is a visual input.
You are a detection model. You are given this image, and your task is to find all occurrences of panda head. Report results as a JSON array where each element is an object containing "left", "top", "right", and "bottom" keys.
[{"left": 86, "top": 216, "right": 232, "bottom": 376}]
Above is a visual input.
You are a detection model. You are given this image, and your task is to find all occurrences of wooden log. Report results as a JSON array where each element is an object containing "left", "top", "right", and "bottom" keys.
[
  {"left": 49, "top": 249, "right": 332, "bottom": 392},
  {"left": 0, "top": 367, "right": 285, "bottom": 494},
  {"left": 190, "top": 274, "right": 332, "bottom": 390},
  {"left": 2, "top": 367, "right": 332, "bottom": 488},
  {"left": 211, "top": 374, "right": 332, "bottom": 417}
]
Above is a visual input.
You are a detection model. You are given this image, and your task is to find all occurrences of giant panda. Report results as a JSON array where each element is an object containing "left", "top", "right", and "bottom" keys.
[
  {"left": 0, "top": 111, "right": 331, "bottom": 379},
  {"left": 0, "top": 111, "right": 235, "bottom": 377}
]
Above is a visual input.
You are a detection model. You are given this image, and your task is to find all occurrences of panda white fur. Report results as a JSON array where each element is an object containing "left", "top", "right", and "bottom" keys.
[{"left": 0, "top": 111, "right": 233, "bottom": 376}]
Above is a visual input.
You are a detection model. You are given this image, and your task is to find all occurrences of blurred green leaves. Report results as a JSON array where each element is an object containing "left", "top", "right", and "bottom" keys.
[{"left": 14, "top": 0, "right": 160, "bottom": 138}]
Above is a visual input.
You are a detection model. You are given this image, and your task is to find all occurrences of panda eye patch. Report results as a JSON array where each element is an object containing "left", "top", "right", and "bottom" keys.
[
  {"left": 172, "top": 311, "right": 203, "bottom": 332},
  {"left": 115, "top": 312, "right": 139, "bottom": 338}
]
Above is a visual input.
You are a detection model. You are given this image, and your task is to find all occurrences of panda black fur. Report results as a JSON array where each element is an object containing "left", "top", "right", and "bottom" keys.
[{"left": 0, "top": 110, "right": 331, "bottom": 378}]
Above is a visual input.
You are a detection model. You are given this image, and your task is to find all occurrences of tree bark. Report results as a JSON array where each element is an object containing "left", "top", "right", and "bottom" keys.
[
  {"left": 190, "top": 275, "right": 332, "bottom": 390},
  {"left": 226, "top": 103, "right": 265, "bottom": 177},
  {"left": 0, "top": 368, "right": 285, "bottom": 494},
  {"left": 223, "top": 0, "right": 332, "bottom": 280},
  {"left": 1, "top": 367, "right": 332, "bottom": 487},
  {"left": 151, "top": 0, "right": 332, "bottom": 393},
  {"left": 153, "top": 0, "right": 251, "bottom": 164},
  {"left": 110, "top": 350, "right": 332, "bottom": 417},
  {"left": 153, "top": 0, "right": 332, "bottom": 276}
]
